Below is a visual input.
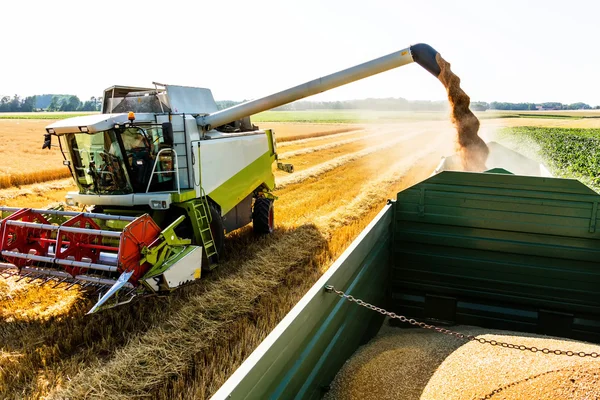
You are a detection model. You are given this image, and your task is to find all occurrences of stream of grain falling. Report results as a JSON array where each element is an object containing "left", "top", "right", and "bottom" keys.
[{"left": 436, "top": 53, "right": 489, "bottom": 171}]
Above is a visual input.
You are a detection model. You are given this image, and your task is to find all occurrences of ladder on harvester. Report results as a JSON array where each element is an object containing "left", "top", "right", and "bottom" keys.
[{"left": 192, "top": 188, "right": 217, "bottom": 262}]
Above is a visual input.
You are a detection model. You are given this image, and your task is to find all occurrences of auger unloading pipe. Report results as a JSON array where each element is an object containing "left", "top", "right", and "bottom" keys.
[{"left": 198, "top": 43, "right": 442, "bottom": 130}]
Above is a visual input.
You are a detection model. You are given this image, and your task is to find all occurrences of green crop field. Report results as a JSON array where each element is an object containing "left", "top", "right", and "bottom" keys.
[{"left": 498, "top": 126, "right": 600, "bottom": 191}]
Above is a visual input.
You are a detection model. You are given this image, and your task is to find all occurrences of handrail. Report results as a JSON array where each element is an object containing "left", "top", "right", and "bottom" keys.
[{"left": 145, "top": 148, "right": 180, "bottom": 194}]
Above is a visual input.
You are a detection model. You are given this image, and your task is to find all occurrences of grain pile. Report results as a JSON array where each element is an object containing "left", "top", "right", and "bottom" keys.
[
  {"left": 325, "top": 323, "right": 600, "bottom": 400},
  {"left": 436, "top": 54, "right": 489, "bottom": 171}
]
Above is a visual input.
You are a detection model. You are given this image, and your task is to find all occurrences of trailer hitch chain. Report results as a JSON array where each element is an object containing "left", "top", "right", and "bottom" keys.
[{"left": 324, "top": 285, "right": 600, "bottom": 358}]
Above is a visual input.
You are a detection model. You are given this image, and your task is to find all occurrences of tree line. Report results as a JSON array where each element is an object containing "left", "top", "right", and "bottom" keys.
[
  {"left": 222, "top": 98, "right": 599, "bottom": 112},
  {"left": 2, "top": 94, "right": 598, "bottom": 113},
  {"left": 471, "top": 101, "right": 598, "bottom": 111},
  {"left": 0, "top": 94, "right": 102, "bottom": 112}
]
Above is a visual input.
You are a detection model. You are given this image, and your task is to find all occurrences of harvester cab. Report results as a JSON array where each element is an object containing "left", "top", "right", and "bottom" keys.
[
  {"left": 1, "top": 84, "right": 282, "bottom": 313},
  {"left": 1, "top": 44, "right": 447, "bottom": 314}
]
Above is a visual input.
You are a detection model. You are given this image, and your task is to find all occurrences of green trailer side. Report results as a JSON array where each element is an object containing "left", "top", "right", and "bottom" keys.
[
  {"left": 211, "top": 171, "right": 600, "bottom": 399},
  {"left": 211, "top": 203, "right": 393, "bottom": 400},
  {"left": 392, "top": 171, "right": 600, "bottom": 341}
]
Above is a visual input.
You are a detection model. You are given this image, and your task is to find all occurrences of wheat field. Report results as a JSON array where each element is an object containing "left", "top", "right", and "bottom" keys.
[
  {"left": 0, "top": 120, "right": 358, "bottom": 190},
  {"left": 0, "top": 120, "right": 69, "bottom": 189},
  {"left": 1, "top": 114, "right": 599, "bottom": 399}
]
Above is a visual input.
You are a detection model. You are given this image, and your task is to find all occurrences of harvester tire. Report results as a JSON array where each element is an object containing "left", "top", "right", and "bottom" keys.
[
  {"left": 253, "top": 198, "right": 274, "bottom": 234},
  {"left": 209, "top": 205, "right": 225, "bottom": 263}
]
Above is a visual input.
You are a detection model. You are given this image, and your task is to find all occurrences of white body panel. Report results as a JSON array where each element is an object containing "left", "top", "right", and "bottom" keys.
[
  {"left": 198, "top": 133, "right": 269, "bottom": 195},
  {"left": 165, "top": 85, "right": 218, "bottom": 114},
  {"left": 47, "top": 113, "right": 156, "bottom": 135},
  {"left": 66, "top": 192, "right": 172, "bottom": 208},
  {"left": 162, "top": 246, "right": 203, "bottom": 288}
]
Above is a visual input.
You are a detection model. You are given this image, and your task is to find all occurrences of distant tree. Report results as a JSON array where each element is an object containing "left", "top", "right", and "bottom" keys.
[
  {"left": 567, "top": 102, "right": 591, "bottom": 110},
  {"left": 68, "top": 95, "right": 81, "bottom": 111},
  {"left": 471, "top": 102, "right": 489, "bottom": 111},
  {"left": 20, "top": 96, "right": 36, "bottom": 112},
  {"left": 490, "top": 102, "right": 556, "bottom": 111},
  {"left": 0, "top": 96, "right": 10, "bottom": 112},
  {"left": 59, "top": 95, "right": 81, "bottom": 111},
  {"left": 9, "top": 95, "right": 21, "bottom": 112},
  {"left": 216, "top": 100, "right": 243, "bottom": 110},
  {"left": 47, "top": 96, "right": 60, "bottom": 111},
  {"left": 79, "top": 96, "right": 100, "bottom": 111},
  {"left": 540, "top": 102, "right": 564, "bottom": 110}
]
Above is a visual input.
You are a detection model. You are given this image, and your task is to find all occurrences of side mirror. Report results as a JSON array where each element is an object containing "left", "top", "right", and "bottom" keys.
[
  {"left": 162, "top": 122, "right": 174, "bottom": 146},
  {"left": 42, "top": 133, "right": 52, "bottom": 150}
]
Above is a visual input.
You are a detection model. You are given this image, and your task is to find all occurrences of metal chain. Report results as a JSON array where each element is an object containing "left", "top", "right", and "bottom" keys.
[{"left": 324, "top": 285, "right": 600, "bottom": 358}]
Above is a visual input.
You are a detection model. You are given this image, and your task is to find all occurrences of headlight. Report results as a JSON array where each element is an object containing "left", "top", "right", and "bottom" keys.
[{"left": 150, "top": 200, "right": 169, "bottom": 210}]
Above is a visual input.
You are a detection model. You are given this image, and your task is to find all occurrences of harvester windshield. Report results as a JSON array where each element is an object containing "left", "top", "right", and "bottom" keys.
[
  {"left": 68, "top": 130, "right": 132, "bottom": 194},
  {"left": 65, "top": 126, "right": 175, "bottom": 195}
]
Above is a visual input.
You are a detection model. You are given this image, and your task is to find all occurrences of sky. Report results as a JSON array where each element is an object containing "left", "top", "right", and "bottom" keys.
[{"left": 1, "top": 0, "right": 599, "bottom": 105}]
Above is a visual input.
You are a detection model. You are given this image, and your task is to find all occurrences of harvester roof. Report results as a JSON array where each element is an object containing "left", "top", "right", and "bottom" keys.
[
  {"left": 102, "top": 83, "right": 218, "bottom": 115},
  {"left": 45, "top": 113, "right": 155, "bottom": 135}
]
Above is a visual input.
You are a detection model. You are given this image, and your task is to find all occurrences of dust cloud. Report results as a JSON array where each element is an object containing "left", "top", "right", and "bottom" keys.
[{"left": 436, "top": 54, "right": 489, "bottom": 171}]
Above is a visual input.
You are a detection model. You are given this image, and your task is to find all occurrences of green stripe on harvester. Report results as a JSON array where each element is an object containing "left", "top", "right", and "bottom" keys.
[
  {"left": 207, "top": 150, "right": 276, "bottom": 215},
  {"left": 171, "top": 189, "right": 197, "bottom": 203}
]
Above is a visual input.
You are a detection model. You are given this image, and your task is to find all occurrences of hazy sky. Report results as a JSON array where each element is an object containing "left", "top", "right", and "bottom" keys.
[{"left": 2, "top": 0, "right": 598, "bottom": 105}]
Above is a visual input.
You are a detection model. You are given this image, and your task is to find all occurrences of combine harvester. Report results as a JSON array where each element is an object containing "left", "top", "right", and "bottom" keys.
[{"left": 0, "top": 43, "right": 446, "bottom": 313}]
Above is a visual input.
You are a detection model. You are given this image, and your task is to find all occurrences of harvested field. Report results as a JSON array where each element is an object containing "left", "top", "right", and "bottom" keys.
[
  {"left": 275, "top": 127, "right": 440, "bottom": 188},
  {"left": 277, "top": 137, "right": 405, "bottom": 181},
  {"left": 277, "top": 125, "right": 427, "bottom": 160},
  {"left": 326, "top": 323, "right": 600, "bottom": 400},
  {"left": 276, "top": 128, "right": 367, "bottom": 149},
  {"left": 264, "top": 122, "right": 364, "bottom": 142},
  {"left": 0, "top": 120, "right": 454, "bottom": 399},
  {"left": 1, "top": 114, "right": 598, "bottom": 399}
]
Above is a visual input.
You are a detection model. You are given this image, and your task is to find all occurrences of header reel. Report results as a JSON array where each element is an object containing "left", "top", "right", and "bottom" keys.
[{"left": 0, "top": 207, "right": 202, "bottom": 314}]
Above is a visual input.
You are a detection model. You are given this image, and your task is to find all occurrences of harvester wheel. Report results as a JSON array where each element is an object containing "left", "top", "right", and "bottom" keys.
[
  {"left": 253, "top": 198, "right": 274, "bottom": 234},
  {"left": 209, "top": 205, "right": 225, "bottom": 263}
]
